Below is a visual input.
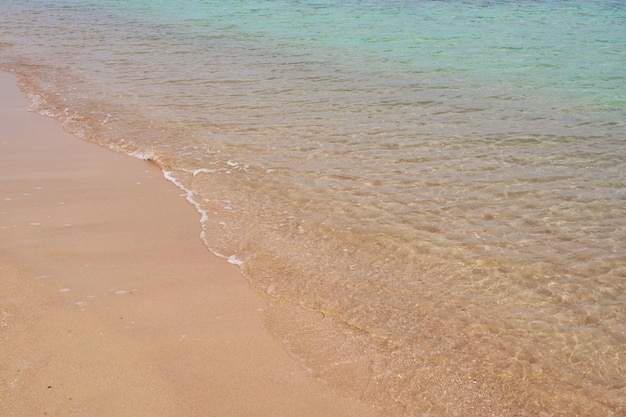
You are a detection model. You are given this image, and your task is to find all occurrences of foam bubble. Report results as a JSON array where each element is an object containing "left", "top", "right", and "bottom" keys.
[
  {"left": 129, "top": 150, "right": 156, "bottom": 161},
  {"left": 227, "top": 255, "right": 244, "bottom": 267}
]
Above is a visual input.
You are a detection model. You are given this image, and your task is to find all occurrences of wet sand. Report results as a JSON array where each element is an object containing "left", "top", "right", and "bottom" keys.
[{"left": 0, "top": 71, "right": 378, "bottom": 417}]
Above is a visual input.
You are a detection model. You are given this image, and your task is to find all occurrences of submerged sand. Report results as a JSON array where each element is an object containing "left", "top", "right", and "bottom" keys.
[{"left": 0, "top": 71, "right": 378, "bottom": 417}]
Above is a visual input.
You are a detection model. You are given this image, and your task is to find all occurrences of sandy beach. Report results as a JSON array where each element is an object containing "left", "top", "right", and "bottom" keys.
[{"left": 0, "top": 71, "right": 378, "bottom": 417}]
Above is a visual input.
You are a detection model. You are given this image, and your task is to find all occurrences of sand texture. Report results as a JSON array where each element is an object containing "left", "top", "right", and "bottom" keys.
[{"left": 0, "top": 71, "right": 377, "bottom": 417}]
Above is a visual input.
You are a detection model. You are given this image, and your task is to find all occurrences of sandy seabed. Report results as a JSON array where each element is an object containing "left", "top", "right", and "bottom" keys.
[{"left": 0, "top": 71, "right": 378, "bottom": 417}]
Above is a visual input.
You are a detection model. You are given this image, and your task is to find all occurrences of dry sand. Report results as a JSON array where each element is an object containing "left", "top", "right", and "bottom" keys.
[{"left": 0, "top": 71, "right": 378, "bottom": 417}]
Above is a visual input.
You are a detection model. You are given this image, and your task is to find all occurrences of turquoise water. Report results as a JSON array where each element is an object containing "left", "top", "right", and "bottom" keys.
[{"left": 1, "top": 1, "right": 625, "bottom": 415}]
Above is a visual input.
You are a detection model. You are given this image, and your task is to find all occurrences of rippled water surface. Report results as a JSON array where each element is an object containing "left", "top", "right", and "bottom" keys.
[{"left": 1, "top": 1, "right": 625, "bottom": 415}]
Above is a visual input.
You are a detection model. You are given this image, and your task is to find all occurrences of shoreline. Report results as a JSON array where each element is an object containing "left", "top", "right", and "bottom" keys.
[{"left": 0, "top": 71, "right": 378, "bottom": 417}]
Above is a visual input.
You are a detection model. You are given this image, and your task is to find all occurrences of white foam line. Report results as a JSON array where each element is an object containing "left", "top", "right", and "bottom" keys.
[
  {"left": 193, "top": 168, "right": 217, "bottom": 176},
  {"left": 161, "top": 170, "right": 247, "bottom": 272},
  {"left": 163, "top": 170, "right": 209, "bottom": 223}
]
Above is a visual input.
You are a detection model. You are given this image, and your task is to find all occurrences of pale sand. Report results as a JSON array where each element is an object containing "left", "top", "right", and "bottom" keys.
[{"left": 0, "top": 71, "right": 378, "bottom": 417}]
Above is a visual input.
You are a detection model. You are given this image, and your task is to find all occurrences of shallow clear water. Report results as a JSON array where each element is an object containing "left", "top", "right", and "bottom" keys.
[{"left": 1, "top": 1, "right": 625, "bottom": 415}]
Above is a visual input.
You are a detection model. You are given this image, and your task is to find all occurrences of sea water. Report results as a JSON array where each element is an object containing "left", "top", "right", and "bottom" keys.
[{"left": 1, "top": 0, "right": 624, "bottom": 415}]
